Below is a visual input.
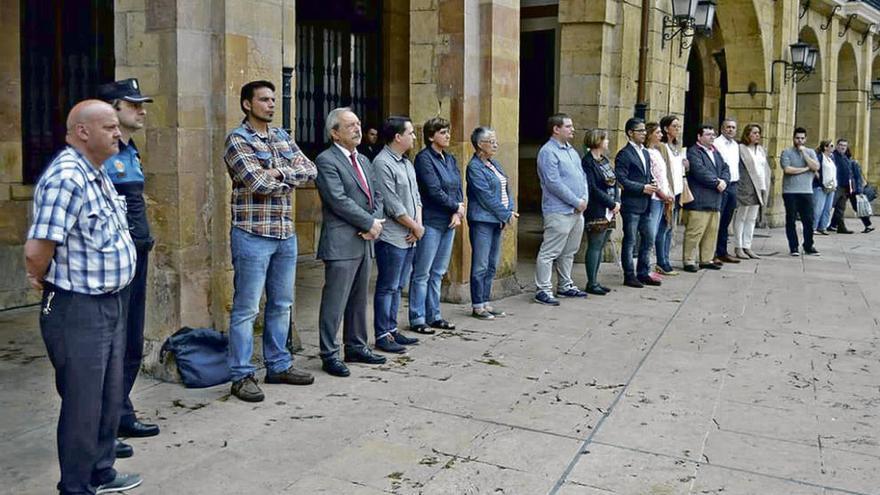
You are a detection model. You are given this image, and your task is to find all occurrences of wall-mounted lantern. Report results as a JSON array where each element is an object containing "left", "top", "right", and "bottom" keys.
[
  {"left": 771, "top": 42, "right": 819, "bottom": 91},
  {"left": 662, "top": 0, "right": 717, "bottom": 57}
]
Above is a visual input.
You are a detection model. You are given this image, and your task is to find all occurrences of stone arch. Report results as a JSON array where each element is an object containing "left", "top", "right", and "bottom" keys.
[
  {"left": 795, "top": 26, "right": 823, "bottom": 142},
  {"left": 835, "top": 42, "right": 859, "bottom": 148},
  {"left": 713, "top": 0, "right": 767, "bottom": 92}
]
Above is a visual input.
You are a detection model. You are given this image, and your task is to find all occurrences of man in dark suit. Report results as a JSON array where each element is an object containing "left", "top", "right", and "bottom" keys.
[
  {"left": 828, "top": 138, "right": 855, "bottom": 234},
  {"left": 682, "top": 124, "right": 730, "bottom": 272},
  {"left": 615, "top": 117, "right": 660, "bottom": 288},
  {"left": 315, "top": 107, "right": 387, "bottom": 377}
]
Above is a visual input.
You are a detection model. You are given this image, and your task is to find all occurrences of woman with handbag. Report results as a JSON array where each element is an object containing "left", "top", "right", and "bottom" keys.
[
  {"left": 656, "top": 115, "right": 688, "bottom": 274},
  {"left": 845, "top": 148, "right": 874, "bottom": 233},
  {"left": 581, "top": 129, "right": 620, "bottom": 295},
  {"left": 812, "top": 140, "right": 836, "bottom": 235},
  {"left": 732, "top": 124, "right": 769, "bottom": 257}
]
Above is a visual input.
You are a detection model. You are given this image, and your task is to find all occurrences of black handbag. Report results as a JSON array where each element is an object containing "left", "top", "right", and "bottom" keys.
[{"left": 863, "top": 184, "right": 877, "bottom": 202}]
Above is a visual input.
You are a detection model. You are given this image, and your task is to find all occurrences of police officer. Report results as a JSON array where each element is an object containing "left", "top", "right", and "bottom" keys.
[{"left": 96, "top": 79, "right": 160, "bottom": 452}]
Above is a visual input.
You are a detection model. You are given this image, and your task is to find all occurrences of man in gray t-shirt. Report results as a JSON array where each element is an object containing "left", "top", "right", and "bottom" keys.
[{"left": 779, "top": 127, "right": 820, "bottom": 256}]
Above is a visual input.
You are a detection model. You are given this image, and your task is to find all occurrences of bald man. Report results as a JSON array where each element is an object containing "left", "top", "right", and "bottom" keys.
[{"left": 25, "top": 99, "right": 143, "bottom": 494}]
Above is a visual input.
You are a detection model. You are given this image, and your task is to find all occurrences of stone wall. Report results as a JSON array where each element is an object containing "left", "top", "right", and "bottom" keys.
[
  {"left": 410, "top": 0, "right": 521, "bottom": 303},
  {"left": 0, "top": 1, "right": 36, "bottom": 310}
]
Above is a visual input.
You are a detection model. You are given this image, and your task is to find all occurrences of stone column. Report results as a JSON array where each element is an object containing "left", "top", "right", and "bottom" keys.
[
  {"left": 117, "top": 0, "right": 292, "bottom": 377},
  {"left": 409, "top": 0, "right": 520, "bottom": 303}
]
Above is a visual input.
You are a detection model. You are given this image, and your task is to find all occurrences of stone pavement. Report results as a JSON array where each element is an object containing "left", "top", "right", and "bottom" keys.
[{"left": 1, "top": 225, "right": 879, "bottom": 494}]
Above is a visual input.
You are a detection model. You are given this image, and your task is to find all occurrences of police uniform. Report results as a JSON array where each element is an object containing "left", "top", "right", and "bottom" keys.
[{"left": 96, "top": 78, "right": 159, "bottom": 437}]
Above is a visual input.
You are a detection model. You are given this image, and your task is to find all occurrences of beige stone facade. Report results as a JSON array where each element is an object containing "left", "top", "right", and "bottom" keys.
[{"left": 0, "top": 0, "right": 878, "bottom": 376}]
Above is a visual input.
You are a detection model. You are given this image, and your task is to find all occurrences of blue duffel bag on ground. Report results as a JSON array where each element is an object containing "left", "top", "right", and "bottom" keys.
[{"left": 160, "top": 327, "right": 232, "bottom": 388}]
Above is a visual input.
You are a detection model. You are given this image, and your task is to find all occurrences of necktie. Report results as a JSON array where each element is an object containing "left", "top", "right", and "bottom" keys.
[{"left": 349, "top": 152, "right": 372, "bottom": 208}]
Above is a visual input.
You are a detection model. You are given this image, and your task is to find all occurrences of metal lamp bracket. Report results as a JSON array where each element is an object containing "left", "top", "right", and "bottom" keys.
[
  {"left": 839, "top": 14, "right": 857, "bottom": 38},
  {"left": 819, "top": 5, "right": 840, "bottom": 31}
]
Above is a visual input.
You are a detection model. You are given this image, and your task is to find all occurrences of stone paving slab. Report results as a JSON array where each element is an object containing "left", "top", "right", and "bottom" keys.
[{"left": 2, "top": 226, "right": 880, "bottom": 494}]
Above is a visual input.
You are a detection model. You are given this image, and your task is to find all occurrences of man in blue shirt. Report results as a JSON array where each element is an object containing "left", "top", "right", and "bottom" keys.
[
  {"left": 96, "top": 79, "right": 160, "bottom": 448},
  {"left": 534, "top": 113, "right": 589, "bottom": 306}
]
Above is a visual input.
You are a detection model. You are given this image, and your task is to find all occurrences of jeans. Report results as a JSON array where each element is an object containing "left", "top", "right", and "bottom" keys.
[
  {"left": 228, "top": 227, "right": 296, "bottom": 382},
  {"left": 655, "top": 199, "right": 678, "bottom": 271},
  {"left": 534, "top": 212, "right": 584, "bottom": 294},
  {"left": 782, "top": 193, "right": 815, "bottom": 252},
  {"left": 469, "top": 221, "right": 502, "bottom": 308},
  {"left": 584, "top": 228, "right": 611, "bottom": 289},
  {"left": 621, "top": 201, "right": 662, "bottom": 279},
  {"left": 374, "top": 241, "right": 415, "bottom": 339},
  {"left": 715, "top": 182, "right": 738, "bottom": 257},
  {"left": 409, "top": 225, "right": 455, "bottom": 326},
  {"left": 40, "top": 286, "right": 124, "bottom": 494},
  {"left": 812, "top": 187, "right": 835, "bottom": 231}
]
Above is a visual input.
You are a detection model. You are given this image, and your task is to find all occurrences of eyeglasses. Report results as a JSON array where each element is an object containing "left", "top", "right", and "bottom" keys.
[{"left": 480, "top": 139, "right": 499, "bottom": 145}]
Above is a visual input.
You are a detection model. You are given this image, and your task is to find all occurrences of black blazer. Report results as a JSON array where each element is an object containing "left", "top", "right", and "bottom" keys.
[
  {"left": 614, "top": 143, "right": 652, "bottom": 214},
  {"left": 582, "top": 153, "right": 619, "bottom": 222},
  {"left": 684, "top": 145, "right": 729, "bottom": 211}
]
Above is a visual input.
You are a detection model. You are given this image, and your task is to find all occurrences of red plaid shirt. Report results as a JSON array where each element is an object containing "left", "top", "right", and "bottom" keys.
[{"left": 224, "top": 120, "right": 317, "bottom": 238}]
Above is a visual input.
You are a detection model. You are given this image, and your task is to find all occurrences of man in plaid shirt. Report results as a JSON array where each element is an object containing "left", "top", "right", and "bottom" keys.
[
  {"left": 25, "top": 100, "right": 142, "bottom": 494},
  {"left": 224, "top": 80, "right": 318, "bottom": 402}
]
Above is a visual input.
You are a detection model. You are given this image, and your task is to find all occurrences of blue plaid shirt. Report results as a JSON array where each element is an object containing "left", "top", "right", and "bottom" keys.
[{"left": 28, "top": 146, "right": 137, "bottom": 295}]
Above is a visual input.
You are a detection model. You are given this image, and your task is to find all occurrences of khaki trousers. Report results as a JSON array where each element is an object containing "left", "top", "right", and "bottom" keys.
[{"left": 682, "top": 210, "right": 720, "bottom": 265}]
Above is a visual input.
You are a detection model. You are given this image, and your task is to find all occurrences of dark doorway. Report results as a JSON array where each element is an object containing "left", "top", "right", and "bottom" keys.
[
  {"left": 518, "top": 28, "right": 556, "bottom": 214},
  {"left": 295, "top": 1, "right": 383, "bottom": 158},
  {"left": 712, "top": 49, "right": 727, "bottom": 127},
  {"left": 683, "top": 47, "right": 704, "bottom": 148},
  {"left": 20, "top": 0, "right": 115, "bottom": 184}
]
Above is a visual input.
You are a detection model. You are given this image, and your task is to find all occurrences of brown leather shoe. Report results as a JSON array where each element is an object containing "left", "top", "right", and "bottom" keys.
[
  {"left": 265, "top": 366, "right": 315, "bottom": 385},
  {"left": 718, "top": 255, "right": 741, "bottom": 264}
]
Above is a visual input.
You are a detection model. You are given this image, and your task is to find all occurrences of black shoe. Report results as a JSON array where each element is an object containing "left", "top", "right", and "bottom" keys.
[
  {"left": 322, "top": 358, "right": 350, "bottom": 377},
  {"left": 683, "top": 264, "right": 699, "bottom": 273},
  {"left": 557, "top": 287, "right": 588, "bottom": 298},
  {"left": 804, "top": 248, "right": 820, "bottom": 256},
  {"left": 410, "top": 324, "right": 436, "bottom": 335},
  {"left": 837, "top": 229, "right": 854, "bottom": 234},
  {"left": 375, "top": 335, "right": 407, "bottom": 354},
  {"left": 96, "top": 473, "right": 143, "bottom": 494},
  {"left": 534, "top": 292, "right": 561, "bottom": 306},
  {"left": 638, "top": 276, "right": 661, "bottom": 286},
  {"left": 623, "top": 277, "right": 644, "bottom": 288},
  {"left": 598, "top": 285, "right": 611, "bottom": 292},
  {"left": 863, "top": 227, "right": 875, "bottom": 233},
  {"left": 117, "top": 420, "right": 160, "bottom": 438},
  {"left": 428, "top": 319, "right": 455, "bottom": 330},
  {"left": 114, "top": 440, "right": 133, "bottom": 459},
  {"left": 699, "top": 263, "right": 721, "bottom": 270},
  {"left": 586, "top": 286, "right": 607, "bottom": 296},
  {"left": 392, "top": 332, "right": 420, "bottom": 345},
  {"left": 231, "top": 375, "right": 265, "bottom": 402},
  {"left": 344, "top": 349, "right": 387, "bottom": 365}
]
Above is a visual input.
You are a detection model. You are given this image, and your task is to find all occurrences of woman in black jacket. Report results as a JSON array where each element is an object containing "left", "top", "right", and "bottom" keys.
[{"left": 581, "top": 129, "right": 620, "bottom": 295}]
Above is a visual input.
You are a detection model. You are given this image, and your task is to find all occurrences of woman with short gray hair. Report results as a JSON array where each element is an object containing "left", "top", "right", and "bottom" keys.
[{"left": 465, "top": 127, "right": 517, "bottom": 319}]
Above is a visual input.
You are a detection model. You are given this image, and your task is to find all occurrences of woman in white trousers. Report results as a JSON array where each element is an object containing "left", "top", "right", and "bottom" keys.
[{"left": 732, "top": 124, "right": 769, "bottom": 259}]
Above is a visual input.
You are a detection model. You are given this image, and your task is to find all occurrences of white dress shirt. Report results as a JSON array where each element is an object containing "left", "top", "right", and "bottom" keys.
[{"left": 716, "top": 135, "right": 741, "bottom": 182}]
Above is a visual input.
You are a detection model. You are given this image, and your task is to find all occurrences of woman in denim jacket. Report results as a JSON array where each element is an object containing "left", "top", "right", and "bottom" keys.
[{"left": 466, "top": 127, "right": 517, "bottom": 319}]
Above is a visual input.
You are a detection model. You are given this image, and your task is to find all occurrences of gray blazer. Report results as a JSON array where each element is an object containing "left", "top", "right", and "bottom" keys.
[{"left": 315, "top": 145, "right": 384, "bottom": 261}]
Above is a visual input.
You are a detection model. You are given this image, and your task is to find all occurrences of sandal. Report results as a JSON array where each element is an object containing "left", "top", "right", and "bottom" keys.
[
  {"left": 429, "top": 319, "right": 456, "bottom": 330},
  {"left": 471, "top": 308, "right": 495, "bottom": 320},
  {"left": 410, "top": 324, "right": 436, "bottom": 335},
  {"left": 485, "top": 306, "right": 506, "bottom": 318}
]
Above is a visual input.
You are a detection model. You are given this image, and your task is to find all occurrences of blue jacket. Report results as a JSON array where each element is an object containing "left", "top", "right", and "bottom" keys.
[
  {"left": 413, "top": 147, "right": 463, "bottom": 230},
  {"left": 536, "top": 139, "right": 588, "bottom": 214},
  {"left": 614, "top": 142, "right": 653, "bottom": 214},
  {"left": 466, "top": 154, "right": 514, "bottom": 225},
  {"left": 833, "top": 150, "right": 853, "bottom": 190},
  {"left": 852, "top": 160, "right": 865, "bottom": 194},
  {"left": 684, "top": 145, "right": 730, "bottom": 211}
]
